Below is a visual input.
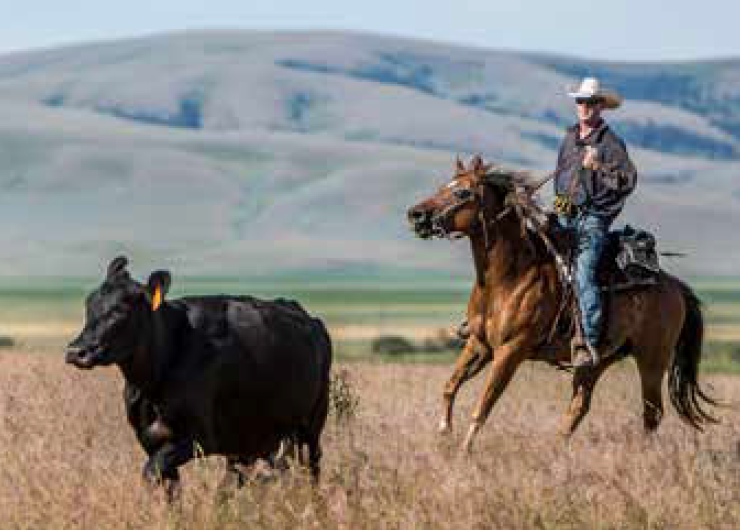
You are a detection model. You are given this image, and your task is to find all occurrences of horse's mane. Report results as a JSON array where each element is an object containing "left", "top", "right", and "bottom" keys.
[
  {"left": 481, "top": 166, "right": 536, "bottom": 193},
  {"left": 456, "top": 156, "right": 547, "bottom": 231},
  {"left": 478, "top": 164, "right": 557, "bottom": 261},
  {"left": 481, "top": 166, "right": 545, "bottom": 220}
]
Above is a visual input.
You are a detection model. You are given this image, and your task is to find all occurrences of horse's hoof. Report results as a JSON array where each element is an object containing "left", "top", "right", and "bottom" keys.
[
  {"left": 438, "top": 420, "right": 452, "bottom": 435},
  {"left": 461, "top": 423, "right": 480, "bottom": 455}
]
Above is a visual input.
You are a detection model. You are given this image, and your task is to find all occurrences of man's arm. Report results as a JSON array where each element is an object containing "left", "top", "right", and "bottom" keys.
[{"left": 591, "top": 138, "right": 637, "bottom": 196}]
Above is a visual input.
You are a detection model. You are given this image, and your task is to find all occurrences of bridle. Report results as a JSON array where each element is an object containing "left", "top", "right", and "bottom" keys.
[
  {"left": 429, "top": 185, "right": 476, "bottom": 239},
  {"left": 430, "top": 176, "right": 515, "bottom": 247}
]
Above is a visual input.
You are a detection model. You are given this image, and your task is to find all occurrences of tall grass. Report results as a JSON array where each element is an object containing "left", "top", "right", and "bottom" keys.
[{"left": 0, "top": 352, "right": 737, "bottom": 529}]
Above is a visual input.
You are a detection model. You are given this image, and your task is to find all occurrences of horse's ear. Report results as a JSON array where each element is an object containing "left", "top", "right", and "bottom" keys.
[
  {"left": 456, "top": 156, "right": 465, "bottom": 172},
  {"left": 471, "top": 155, "right": 483, "bottom": 171}
]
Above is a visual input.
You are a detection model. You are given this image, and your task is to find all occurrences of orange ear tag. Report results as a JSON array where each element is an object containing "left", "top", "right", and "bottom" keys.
[{"left": 152, "top": 286, "right": 163, "bottom": 311}]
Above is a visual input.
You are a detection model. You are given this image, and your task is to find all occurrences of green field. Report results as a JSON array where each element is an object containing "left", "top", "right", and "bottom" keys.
[{"left": 0, "top": 275, "right": 739, "bottom": 371}]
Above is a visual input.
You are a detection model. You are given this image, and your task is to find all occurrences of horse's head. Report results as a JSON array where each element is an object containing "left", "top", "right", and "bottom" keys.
[{"left": 407, "top": 155, "right": 521, "bottom": 240}]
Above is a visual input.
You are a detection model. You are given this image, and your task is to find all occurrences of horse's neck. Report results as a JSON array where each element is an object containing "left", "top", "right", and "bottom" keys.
[
  {"left": 472, "top": 223, "right": 532, "bottom": 288},
  {"left": 468, "top": 217, "right": 562, "bottom": 344}
]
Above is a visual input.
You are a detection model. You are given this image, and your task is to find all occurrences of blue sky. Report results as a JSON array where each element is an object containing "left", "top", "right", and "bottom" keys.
[{"left": 3, "top": 0, "right": 738, "bottom": 60}]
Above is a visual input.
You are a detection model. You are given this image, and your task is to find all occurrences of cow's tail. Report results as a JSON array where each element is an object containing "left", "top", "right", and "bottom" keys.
[
  {"left": 668, "top": 280, "right": 718, "bottom": 430},
  {"left": 302, "top": 319, "right": 332, "bottom": 479},
  {"left": 310, "top": 318, "right": 332, "bottom": 430}
]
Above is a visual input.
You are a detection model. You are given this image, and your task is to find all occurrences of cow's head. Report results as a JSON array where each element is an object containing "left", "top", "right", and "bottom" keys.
[{"left": 66, "top": 256, "right": 171, "bottom": 369}]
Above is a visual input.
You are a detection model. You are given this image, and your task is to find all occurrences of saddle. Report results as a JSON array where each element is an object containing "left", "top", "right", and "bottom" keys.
[
  {"left": 601, "top": 225, "right": 661, "bottom": 291},
  {"left": 546, "top": 216, "right": 661, "bottom": 292}
]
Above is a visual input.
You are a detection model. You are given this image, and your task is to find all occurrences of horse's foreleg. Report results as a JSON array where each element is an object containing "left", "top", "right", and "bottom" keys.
[
  {"left": 440, "top": 337, "right": 492, "bottom": 434},
  {"left": 462, "top": 342, "right": 525, "bottom": 453}
]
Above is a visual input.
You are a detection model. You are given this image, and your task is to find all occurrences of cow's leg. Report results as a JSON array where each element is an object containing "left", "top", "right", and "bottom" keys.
[
  {"left": 226, "top": 457, "right": 248, "bottom": 487},
  {"left": 305, "top": 384, "right": 329, "bottom": 481},
  {"left": 269, "top": 437, "right": 295, "bottom": 471},
  {"left": 215, "top": 457, "right": 249, "bottom": 503},
  {"left": 305, "top": 435, "right": 322, "bottom": 482},
  {"left": 142, "top": 439, "right": 195, "bottom": 499},
  {"left": 462, "top": 341, "right": 526, "bottom": 454},
  {"left": 440, "top": 336, "right": 492, "bottom": 435}
]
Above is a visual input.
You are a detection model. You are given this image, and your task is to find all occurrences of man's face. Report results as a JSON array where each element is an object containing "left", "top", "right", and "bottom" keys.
[{"left": 576, "top": 97, "right": 603, "bottom": 124}]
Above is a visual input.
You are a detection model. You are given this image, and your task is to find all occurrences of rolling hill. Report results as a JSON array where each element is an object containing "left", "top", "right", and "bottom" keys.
[{"left": 0, "top": 29, "right": 737, "bottom": 277}]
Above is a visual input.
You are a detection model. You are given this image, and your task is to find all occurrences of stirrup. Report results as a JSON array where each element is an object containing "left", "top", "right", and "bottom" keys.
[{"left": 456, "top": 319, "right": 471, "bottom": 340}]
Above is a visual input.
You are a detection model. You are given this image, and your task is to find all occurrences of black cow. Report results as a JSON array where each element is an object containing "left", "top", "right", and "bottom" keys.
[{"left": 66, "top": 256, "right": 332, "bottom": 490}]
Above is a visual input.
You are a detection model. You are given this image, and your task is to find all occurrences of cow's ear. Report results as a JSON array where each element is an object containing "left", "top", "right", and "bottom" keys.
[
  {"left": 107, "top": 256, "right": 129, "bottom": 279},
  {"left": 146, "top": 270, "right": 171, "bottom": 311}
]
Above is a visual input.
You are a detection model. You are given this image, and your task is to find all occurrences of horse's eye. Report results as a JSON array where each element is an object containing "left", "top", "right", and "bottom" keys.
[{"left": 453, "top": 188, "right": 473, "bottom": 200}]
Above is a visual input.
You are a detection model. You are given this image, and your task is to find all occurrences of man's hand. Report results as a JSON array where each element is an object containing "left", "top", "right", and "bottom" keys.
[{"left": 582, "top": 146, "right": 601, "bottom": 170}]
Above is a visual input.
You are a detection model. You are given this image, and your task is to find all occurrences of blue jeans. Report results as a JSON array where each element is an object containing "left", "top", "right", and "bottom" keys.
[{"left": 557, "top": 213, "right": 611, "bottom": 348}]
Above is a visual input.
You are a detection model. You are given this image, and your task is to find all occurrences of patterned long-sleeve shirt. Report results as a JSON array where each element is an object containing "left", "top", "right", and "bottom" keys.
[{"left": 553, "top": 120, "right": 637, "bottom": 221}]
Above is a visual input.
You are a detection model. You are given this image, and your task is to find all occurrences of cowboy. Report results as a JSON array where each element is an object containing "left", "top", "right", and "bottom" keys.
[{"left": 553, "top": 77, "right": 637, "bottom": 369}]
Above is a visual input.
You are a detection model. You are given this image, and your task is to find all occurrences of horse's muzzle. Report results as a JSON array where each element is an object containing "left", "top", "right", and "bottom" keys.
[{"left": 407, "top": 207, "right": 435, "bottom": 239}]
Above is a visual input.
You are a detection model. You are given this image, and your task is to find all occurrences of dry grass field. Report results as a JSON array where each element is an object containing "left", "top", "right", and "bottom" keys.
[{"left": 0, "top": 350, "right": 737, "bottom": 530}]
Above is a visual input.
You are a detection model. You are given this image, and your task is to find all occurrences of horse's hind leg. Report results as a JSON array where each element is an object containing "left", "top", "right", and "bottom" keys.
[
  {"left": 440, "top": 337, "right": 492, "bottom": 434},
  {"left": 559, "top": 356, "right": 619, "bottom": 438},
  {"left": 634, "top": 350, "right": 667, "bottom": 432}
]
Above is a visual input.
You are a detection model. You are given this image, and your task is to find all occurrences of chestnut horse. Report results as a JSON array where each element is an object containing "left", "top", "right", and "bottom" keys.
[{"left": 407, "top": 156, "right": 717, "bottom": 452}]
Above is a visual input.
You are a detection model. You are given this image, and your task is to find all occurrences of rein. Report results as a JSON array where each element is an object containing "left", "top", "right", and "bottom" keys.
[{"left": 430, "top": 178, "right": 514, "bottom": 244}]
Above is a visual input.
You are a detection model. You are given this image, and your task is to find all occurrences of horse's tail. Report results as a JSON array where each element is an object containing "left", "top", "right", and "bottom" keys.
[{"left": 668, "top": 280, "right": 718, "bottom": 430}]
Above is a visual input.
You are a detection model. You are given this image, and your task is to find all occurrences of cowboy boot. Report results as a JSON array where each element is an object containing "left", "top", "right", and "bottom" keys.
[{"left": 571, "top": 337, "right": 600, "bottom": 369}]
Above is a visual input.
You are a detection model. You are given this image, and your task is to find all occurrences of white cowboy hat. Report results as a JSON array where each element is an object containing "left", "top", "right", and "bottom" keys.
[{"left": 567, "top": 77, "right": 623, "bottom": 109}]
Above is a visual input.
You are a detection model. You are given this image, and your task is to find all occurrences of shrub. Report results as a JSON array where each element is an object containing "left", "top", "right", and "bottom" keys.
[
  {"left": 420, "top": 329, "right": 464, "bottom": 352},
  {"left": 370, "top": 335, "right": 416, "bottom": 356},
  {"left": 329, "top": 369, "right": 359, "bottom": 424}
]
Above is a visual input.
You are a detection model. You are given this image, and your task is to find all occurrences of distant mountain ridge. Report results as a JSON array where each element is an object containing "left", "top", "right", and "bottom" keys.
[
  {"left": 0, "top": 30, "right": 736, "bottom": 276},
  {"left": 2, "top": 30, "right": 738, "bottom": 162}
]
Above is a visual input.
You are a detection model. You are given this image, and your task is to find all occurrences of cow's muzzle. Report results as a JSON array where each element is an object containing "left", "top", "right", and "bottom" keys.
[{"left": 65, "top": 343, "right": 106, "bottom": 370}]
